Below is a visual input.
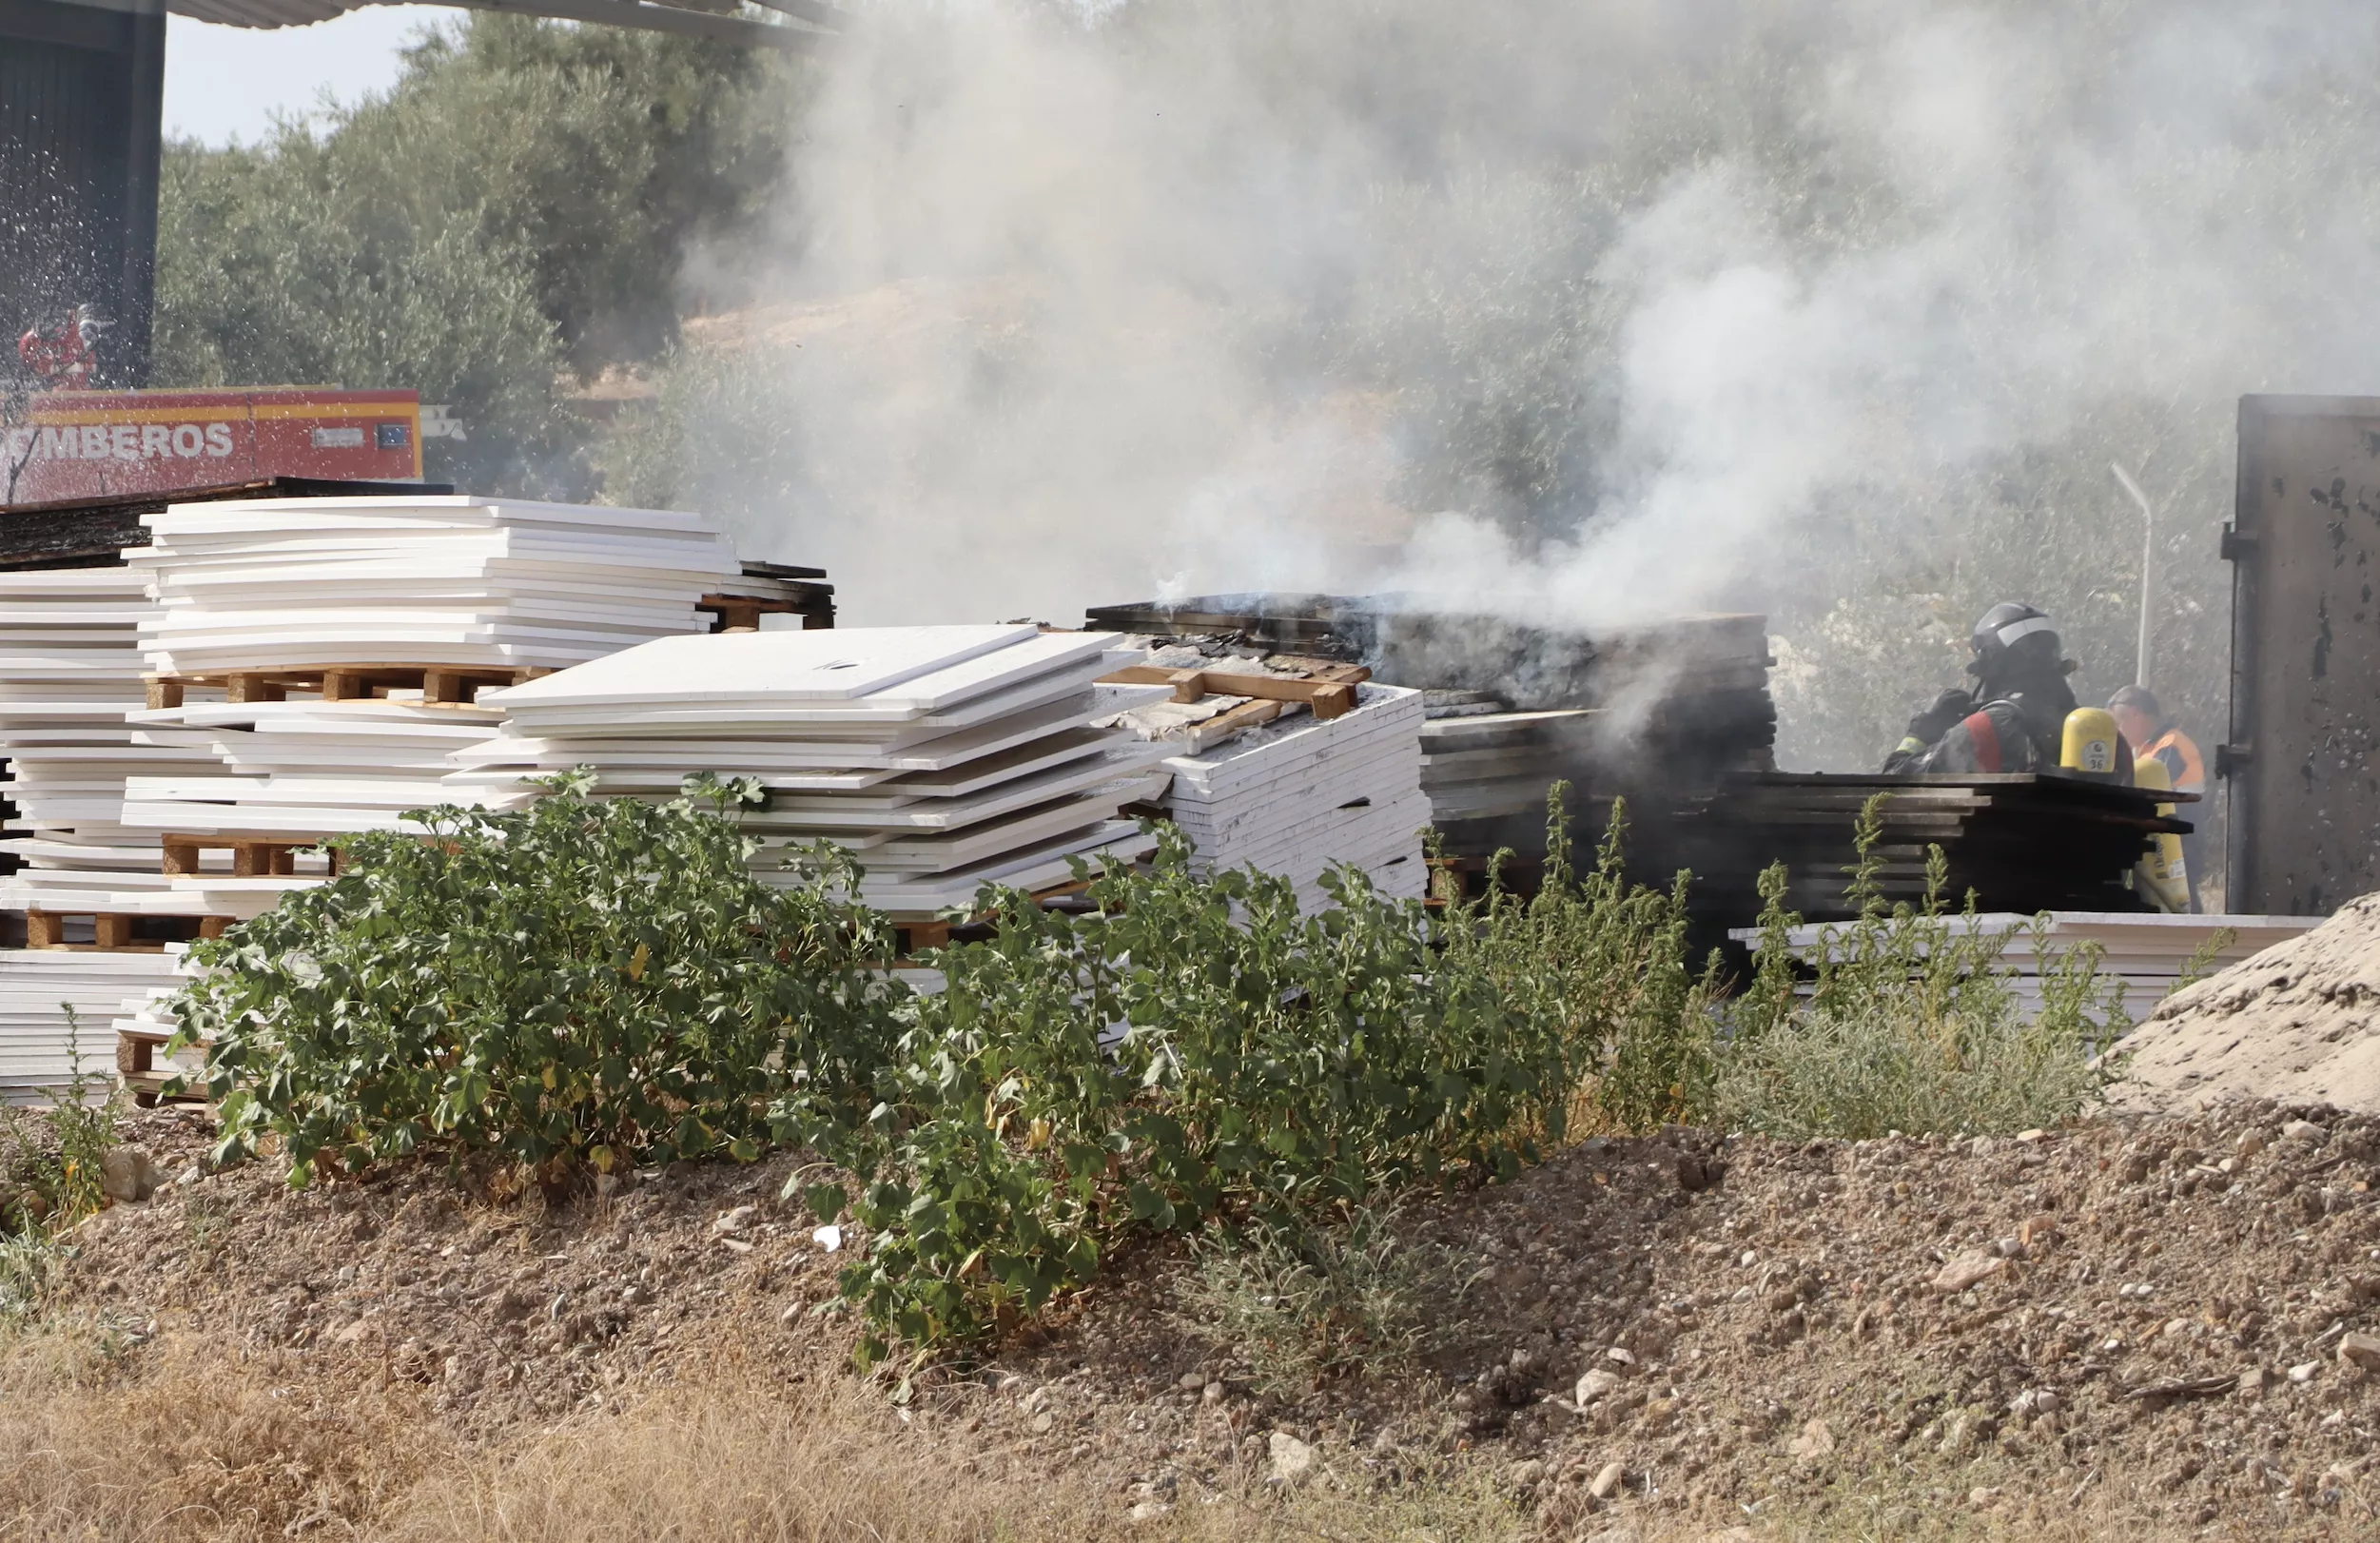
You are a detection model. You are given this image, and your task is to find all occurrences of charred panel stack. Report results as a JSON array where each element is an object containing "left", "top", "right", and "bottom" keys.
[
  {"left": 1662, "top": 773, "right": 2193, "bottom": 931},
  {"left": 1362, "top": 609, "right": 1776, "bottom": 872},
  {"left": 1085, "top": 595, "right": 2175, "bottom": 951},
  {"left": 1083, "top": 595, "right": 1778, "bottom": 882},
  {"left": 1083, "top": 594, "right": 1365, "bottom": 658}
]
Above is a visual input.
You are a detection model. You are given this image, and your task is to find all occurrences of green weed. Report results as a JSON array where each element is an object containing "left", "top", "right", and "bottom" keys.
[
  {"left": 1453, "top": 790, "right": 1718, "bottom": 1133},
  {"left": 0, "top": 1012, "right": 124, "bottom": 1318},
  {"left": 43, "top": 1010, "right": 118, "bottom": 1225},
  {"left": 1713, "top": 793, "right": 2131, "bottom": 1141}
]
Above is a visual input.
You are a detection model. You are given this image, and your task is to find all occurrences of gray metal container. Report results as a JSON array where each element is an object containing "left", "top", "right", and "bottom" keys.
[{"left": 2224, "top": 394, "right": 2380, "bottom": 913}]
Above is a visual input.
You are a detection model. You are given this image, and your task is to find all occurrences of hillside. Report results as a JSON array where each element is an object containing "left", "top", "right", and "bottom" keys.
[{"left": 13, "top": 1092, "right": 2379, "bottom": 1541}]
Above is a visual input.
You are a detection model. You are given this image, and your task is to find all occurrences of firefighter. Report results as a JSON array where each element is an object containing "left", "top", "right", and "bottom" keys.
[
  {"left": 2110, "top": 685, "right": 2207, "bottom": 908},
  {"left": 1883, "top": 603, "right": 2114, "bottom": 775}
]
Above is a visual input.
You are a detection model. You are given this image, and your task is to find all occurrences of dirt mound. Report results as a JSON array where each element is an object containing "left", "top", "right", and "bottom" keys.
[
  {"left": 40, "top": 1096, "right": 2380, "bottom": 1539},
  {"left": 52, "top": 1109, "right": 851, "bottom": 1437},
  {"left": 1022, "top": 1100, "right": 2380, "bottom": 1540},
  {"left": 2114, "top": 894, "right": 2380, "bottom": 1114}
]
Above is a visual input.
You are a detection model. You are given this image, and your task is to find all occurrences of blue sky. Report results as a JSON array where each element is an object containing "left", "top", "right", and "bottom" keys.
[{"left": 165, "top": 8, "right": 458, "bottom": 146}]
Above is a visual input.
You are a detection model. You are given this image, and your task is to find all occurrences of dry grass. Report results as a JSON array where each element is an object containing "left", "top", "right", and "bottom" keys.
[
  {"left": 0, "top": 1319, "right": 1525, "bottom": 1543},
  {"left": 379, "top": 1380, "right": 1085, "bottom": 1543},
  {"left": 0, "top": 1318, "right": 2324, "bottom": 1543},
  {"left": 0, "top": 1321, "right": 1058, "bottom": 1543},
  {"left": 0, "top": 1318, "right": 444, "bottom": 1540}
]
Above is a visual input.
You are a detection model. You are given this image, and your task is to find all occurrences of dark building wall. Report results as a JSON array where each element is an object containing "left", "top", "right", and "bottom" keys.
[{"left": 0, "top": 0, "right": 165, "bottom": 386}]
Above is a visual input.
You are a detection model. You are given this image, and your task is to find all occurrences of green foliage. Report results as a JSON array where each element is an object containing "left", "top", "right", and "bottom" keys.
[
  {"left": 1713, "top": 793, "right": 2131, "bottom": 1141},
  {"left": 155, "top": 16, "right": 810, "bottom": 497},
  {"left": 43, "top": 1013, "right": 120, "bottom": 1228},
  {"left": 1450, "top": 792, "right": 1717, "bottom": 1134},
  {"left": 376, "top": 20, "right": 804, "bottom": 376},
  {"left": 1174, "top": 1205, "right": 1469, "bottom": 1394},
  {"left": 173, "top": 768, "right": 2130, "bottom": 1362},
  {"left": 776, "top": 793, "right": 1697, "bottom": 1365},
  {"left": 170, "top": 773, "right": 901, "bottom": 1186},
  {"left": 166, "top": 777, "right": 1701, "bottom": 1362},
  {"left": 157, "top": 138, "right": 578, "bottom": 497}
]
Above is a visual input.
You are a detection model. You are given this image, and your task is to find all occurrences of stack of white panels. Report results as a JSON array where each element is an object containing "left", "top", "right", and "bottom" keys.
[
  {"left": 453, "top": 626, "right": 1176, "bottom": 915},
  {"left": 1161, "top": 684, "right": 1433, "bottom": 912},
  {"left": 0, "top": 949, "right": 183, "bottom": 1104},
  {"left": 129, "top": 496, "right": 741, "bottom": 674},
  {"left": 118, "top": 697, "right": 503, "bottom": 918},
  {"left": 0, "top": 568, "right": 227, "bottom": 914}
]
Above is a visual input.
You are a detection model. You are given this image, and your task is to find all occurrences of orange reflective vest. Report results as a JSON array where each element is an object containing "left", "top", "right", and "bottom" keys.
[{"left": 2142, "top": 727, "right": 2207, "bottom": 793}]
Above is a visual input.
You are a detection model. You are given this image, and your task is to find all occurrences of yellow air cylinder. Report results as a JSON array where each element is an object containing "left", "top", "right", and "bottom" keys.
[
  {"left": 2131, "top": 754, "right": 2191, "bottom": 912},
  {"left": 2060, "top": 708, "right": 2121, "bottom": 776}
]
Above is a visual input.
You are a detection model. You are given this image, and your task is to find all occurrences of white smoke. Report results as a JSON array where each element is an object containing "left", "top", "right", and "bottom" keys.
[{"left": 675, "top": 0, "right": 2380, "bottom": 764}]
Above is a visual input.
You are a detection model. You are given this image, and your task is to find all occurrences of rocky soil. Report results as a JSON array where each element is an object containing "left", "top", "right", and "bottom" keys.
[{"left": 50, "top": 1094, "right": 2380, "bottom": 1541}]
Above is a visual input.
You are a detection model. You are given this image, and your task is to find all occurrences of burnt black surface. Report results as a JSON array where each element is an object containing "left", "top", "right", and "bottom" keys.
[
  {"left": 1091, "top": 596, "right": 2174, "bottom": 961},
  {"left": 1441, "top": 772, "right": 2180, "bottom": 965}
]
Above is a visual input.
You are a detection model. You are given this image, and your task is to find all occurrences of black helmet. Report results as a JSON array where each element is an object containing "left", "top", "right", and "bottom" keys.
[{"left": 1966, "top": 602, "right": 2063, "bottom": 680}]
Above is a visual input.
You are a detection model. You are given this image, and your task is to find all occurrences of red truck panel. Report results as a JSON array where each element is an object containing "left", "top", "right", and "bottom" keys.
[{"left": 2, "top": 389, "right": 424, "bottom": 503}]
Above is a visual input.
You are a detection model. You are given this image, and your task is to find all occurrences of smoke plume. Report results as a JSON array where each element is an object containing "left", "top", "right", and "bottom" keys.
[{"left": 666, "top": 0, "right": 2380, "bottom": 769}]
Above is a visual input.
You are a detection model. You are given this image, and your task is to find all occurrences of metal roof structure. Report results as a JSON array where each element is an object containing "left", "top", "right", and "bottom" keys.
[{"left": 165, "top": 0, "right": 839, "bottom": 50}]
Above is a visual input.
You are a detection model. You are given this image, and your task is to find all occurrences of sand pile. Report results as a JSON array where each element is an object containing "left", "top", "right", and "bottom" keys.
[{"left": 2114, "top": 892, "right": 2380, "bottom": 1112}]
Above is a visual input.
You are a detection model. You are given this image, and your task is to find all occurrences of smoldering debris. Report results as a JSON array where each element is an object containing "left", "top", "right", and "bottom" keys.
[
  {"left": 1086, "top": 591, "right": 2183, "bottom": 951},
  {"left": 1084, "top": 593, "right": 1779, "bottom": 880}
]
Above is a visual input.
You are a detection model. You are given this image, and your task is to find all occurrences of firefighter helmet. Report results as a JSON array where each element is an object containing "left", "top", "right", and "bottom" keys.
[{"left": 1966, "top": 602, "right": 2062, "bottom": 680}]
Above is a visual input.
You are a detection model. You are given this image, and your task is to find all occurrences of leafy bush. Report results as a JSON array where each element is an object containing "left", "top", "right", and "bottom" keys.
[
  {"left": 1174, "top": 1205, "right": 1469, "bottom": 1394},
  {"left": 173, "top": 774, "right": 902, "bottom": 1186},
  {"left": 776, "top": 792, "right": 1698, "bottom": 1365},
  {"left": 166, "top": 774, "right": 1703, "bottom": 1361},
  {"left": 1712, "top": 794, "right": 2130, "bottom": 1141},
  {"left": 166, "top": 770, "right": 2141, "bottom": 1363}
]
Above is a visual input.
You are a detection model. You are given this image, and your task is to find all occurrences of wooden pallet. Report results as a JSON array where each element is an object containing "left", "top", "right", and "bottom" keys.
[
  {"left": 895, "top": 919, "right": 952, "bottom": 955},
  {"left": 115, "top": 1024, "right": 182, "bottom": 1075},
  {"left": 888, "top": 875, "right": 1117, "bottom": 959},
  {"left": 697, "top": 592, "right": 835, "bottom": 633},
  {"left": 1099, "top": 661, "right": 1372, "bottom": 720},
  {"left": 116, "top": 1025, "right": 210, "bottom": 1106},
  {"left": 161, "top": 834, "right": 341, "bottom": 879},
  {"left": 144, "top": 662, "right": 551, "bottom": 711},
  {"left": 25, "top": 909, "right": 232, "bottom": 949}
]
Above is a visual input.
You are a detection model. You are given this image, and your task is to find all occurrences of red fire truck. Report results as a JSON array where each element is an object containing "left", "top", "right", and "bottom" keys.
[{"left": 3, "top": 388, "right": 425, "bottom": 504}]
